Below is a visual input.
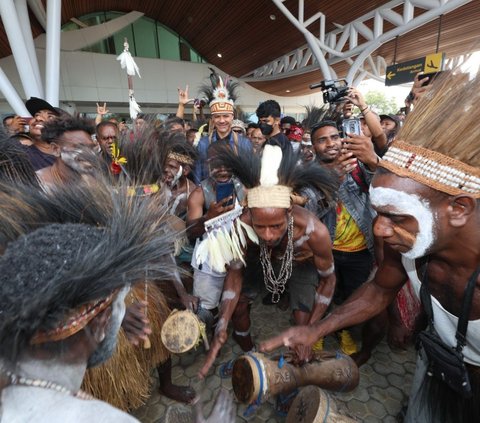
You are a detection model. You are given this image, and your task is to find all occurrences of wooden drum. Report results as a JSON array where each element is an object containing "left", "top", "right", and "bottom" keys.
[
  {"left": 232, "top": 351, "right": 359, "bottom": 405},
  {"left": 286, "top": 386, "right": 357, "bottom": 423}
]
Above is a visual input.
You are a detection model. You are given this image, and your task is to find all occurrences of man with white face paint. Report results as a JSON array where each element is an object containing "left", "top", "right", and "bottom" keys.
[
  {"left": 35, "top": 117, "right": 99, "bottom": 192},
  {"left": 261, "top": 70, "right": 480, "bottom": 422}
]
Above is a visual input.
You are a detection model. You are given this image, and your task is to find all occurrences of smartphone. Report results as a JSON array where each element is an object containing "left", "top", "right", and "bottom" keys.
[
  {"left": 418, "top": 71, "right": 443, "bottom": 86},
  {"left": 342, "top": 118, "right": 361, "bottom": 137},
  {"left": 216, "top": 181, "right": 235, "bottom": 206}
]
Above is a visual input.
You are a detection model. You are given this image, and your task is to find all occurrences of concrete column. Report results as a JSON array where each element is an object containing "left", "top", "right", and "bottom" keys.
[
  {"left": 0, "top": 66, "right": 30, "bottom": 116},
  {"left": 15, "top": 0, "right": 44, "bottom": 96},
  {"left": 45, "top": 0, "right": 61, "bottom": 107},
  {"left": 0, "top": 0, "right": 42, "bottom": 99}
]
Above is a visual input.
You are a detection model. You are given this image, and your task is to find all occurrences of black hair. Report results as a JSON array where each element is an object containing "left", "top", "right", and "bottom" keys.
[
  {"left": 96, "top": 120, "right": 118, "bottom": 135},
  {"left": 0, "top": 136, "right": 38, "bottom": 186},
  {"left": 256, "top": 100, "right": 281, "bottom": 119},
  {"left": 247, "top": 122, "right": 259, "bottom": 130},
  {"left": 2, "top": 115, "right": 15, "bottom": 126},
  {"left": 310, "top": 120, "right": 338, "bottom": 139},
  {"left": 163, "top": 117, "right": 185, "bottom": 131},
  {"left": 41, "top": 117, "right": 95, "bottom": 144}
]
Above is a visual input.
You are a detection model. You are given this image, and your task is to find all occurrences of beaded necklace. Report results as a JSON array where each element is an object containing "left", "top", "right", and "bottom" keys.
[
  {"left": 4, "top": 371, "right": 94, "bottom": 400},
  {"left": 259, "top": 214, "right": 294, "bottom": 303}
]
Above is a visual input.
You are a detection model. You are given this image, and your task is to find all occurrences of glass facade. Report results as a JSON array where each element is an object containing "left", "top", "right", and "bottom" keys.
[{"left": 62, "top": 12, "right": 206, "bottom": 64}]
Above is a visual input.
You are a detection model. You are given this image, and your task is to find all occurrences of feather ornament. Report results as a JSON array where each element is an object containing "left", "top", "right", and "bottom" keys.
[
  {"left": 239, "top": 220, "right": 259, "bottom": 244},
  {"left": 259, "top": 145, "right": 282, "bottom": 187}
]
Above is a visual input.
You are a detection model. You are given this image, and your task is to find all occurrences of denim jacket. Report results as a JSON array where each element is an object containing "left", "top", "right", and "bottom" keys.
[{"left": 302, "top": 161, "right": 376, "bottom": 257}]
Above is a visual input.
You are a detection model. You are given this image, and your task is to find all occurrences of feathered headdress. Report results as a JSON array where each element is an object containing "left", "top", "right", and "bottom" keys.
[
  {"left": 199, "top": 67, "right": 239, "bottom": 114},
  {"left": 302, "top": 105, "right": 340, "bottom": 132},
  {"left": 0, "top": 178, "right": 178, "bottom": 361},
  {"left": 194, "top": 144, "right": 339, "bottom": 273},
  {"left": 212, "top": 142, "right": 339, "bottom": 208}
]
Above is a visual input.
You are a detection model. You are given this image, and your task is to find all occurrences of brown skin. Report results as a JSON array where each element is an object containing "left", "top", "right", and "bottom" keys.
[
  {"left": 96, "top": 123, "right": 118, "bottom": 157},
  {"left": 28, "top": 109, "right": 58, "bottom": 153},
  {"left": 345, "top": 87, "right": 387, "bottom": 152},
  {"left": 260, "top": 171, "right": 480, "bottom": 353},
  {"left": 312, "top": 124, "right": 378, "bottom": 173},
  {"left": 198, "top": 205, "right": 335, "bottom": 378},
  {"left": 250, "top": 128, "right": 266, "bottom": 152},
  {"left": 186, "top": 166, "right": 235, "bottom": 240},
  {"left": 36, "top": 130, "right": 97, "bottom": 188}
]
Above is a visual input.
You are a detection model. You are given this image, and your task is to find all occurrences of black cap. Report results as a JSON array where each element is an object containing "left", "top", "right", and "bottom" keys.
[
  {"left": 379, "top": 114, "right": 400, "bottom": 127},
  {"left": 25, "top": 97, "right": 60, "bottom": 117}
]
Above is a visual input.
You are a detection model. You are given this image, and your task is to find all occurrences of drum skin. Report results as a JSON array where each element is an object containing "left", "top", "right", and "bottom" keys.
[
  {"left": 161, "top": 309, "right": 202, "bottom": 354},
  {"left": 232, "top": 351, "right": 359, "bottom": 405},
  {"left": 286, "top": 386, "right": 357, "bottom": 423}
]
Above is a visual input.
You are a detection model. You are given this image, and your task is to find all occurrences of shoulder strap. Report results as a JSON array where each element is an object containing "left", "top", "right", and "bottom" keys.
[{"left": 456, "top": 266, "right": 480, "bottom": 350}]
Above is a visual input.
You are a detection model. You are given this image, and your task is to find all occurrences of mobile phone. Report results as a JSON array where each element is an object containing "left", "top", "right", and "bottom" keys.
[
  {"left": 216, "top": 181, "right": 235, "bottom": 206},
  {"left": 418, "top": 71, "right": 443, "bottom": 86},
  {"left": 342, "top": 118, "right": 361, "bottom": 137}
]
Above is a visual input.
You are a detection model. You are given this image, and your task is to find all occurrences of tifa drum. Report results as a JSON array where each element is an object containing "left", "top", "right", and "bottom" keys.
[
  {"left": 286, "top": 386, "right": 357, "bottom": 423},
  {"left": 232, "top": 351, "right": 359, "bottom": 405}
]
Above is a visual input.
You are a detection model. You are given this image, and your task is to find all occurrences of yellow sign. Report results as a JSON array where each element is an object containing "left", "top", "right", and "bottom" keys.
[{"left": 424, "top": 53, "right": 444, "bottom": 73}]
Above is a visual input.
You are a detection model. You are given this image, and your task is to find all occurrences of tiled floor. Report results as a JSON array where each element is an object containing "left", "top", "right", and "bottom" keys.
[{"left": 132, "top": 297, "right": 416, "bottom": 422}]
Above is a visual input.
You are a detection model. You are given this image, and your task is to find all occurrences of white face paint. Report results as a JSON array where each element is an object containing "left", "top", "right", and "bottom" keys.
[
  {"left": 369, "top": 186, "right": 436, "bottom": 259},
  {"left": 221, "top": 290, "right": 236, "bottom": 302},
  {"left": 171, "top": 164, "right": 183, "bottom": 187}
]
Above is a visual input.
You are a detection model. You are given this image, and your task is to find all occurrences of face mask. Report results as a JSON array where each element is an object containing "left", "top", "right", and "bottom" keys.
[{"left": 259, "top": 122, "right": 273, "bottom": 136}]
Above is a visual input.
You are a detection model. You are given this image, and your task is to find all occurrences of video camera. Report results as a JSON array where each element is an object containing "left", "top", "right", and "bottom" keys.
[{"left": 310, "top": 79, "right": 349, "bottom": 104}]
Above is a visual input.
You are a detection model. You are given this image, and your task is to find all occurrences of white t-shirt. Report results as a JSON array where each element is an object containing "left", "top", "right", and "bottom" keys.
[{"left": 402, "top": 256, "right": 480, "bottom": 366}]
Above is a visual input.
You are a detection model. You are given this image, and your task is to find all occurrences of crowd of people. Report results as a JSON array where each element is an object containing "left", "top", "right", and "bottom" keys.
[{"left": 0, "top": 66, "right": 478, "bottom": 423}]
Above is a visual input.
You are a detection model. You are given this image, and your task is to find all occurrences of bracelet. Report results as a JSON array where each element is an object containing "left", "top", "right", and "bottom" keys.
[
  {"left": 362, "top": 109, "right": 371, "bottom": 117},
  {"left": 360, "top": 106, "right": 369, "bottom": 113}
]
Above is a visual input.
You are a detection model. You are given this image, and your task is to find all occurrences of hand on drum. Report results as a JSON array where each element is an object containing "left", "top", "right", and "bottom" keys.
[
  {"left": 180, "top": 292, "right": 199, "bottom": 312},
  {"left": 260, "top": 324, "right": 320, "bottom": 354},
  {"left": 292, "top": 343, "right": 314, "bottom": 365},
  {"left": 122, "top": 300, "right": 152, "bottom": 345},
  {"left": 198, "top": 328, "right": 228, "bottom": 379}
]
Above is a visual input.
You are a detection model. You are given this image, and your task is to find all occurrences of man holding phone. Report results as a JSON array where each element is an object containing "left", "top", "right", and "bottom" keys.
[
  {"left": 308, "top": 121, "right": 379, "bottom": 355},
  {"left": 187, "top": 143, "right": 246, "bottom": 334}
]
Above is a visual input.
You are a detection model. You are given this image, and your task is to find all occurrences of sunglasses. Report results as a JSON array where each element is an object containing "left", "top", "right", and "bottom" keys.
[{"left": 232, "top": 129, "right": 244, "bottom": 134}]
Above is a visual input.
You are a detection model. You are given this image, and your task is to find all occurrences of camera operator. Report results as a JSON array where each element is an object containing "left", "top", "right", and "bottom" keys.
[{"left": 345, "top": 87, "right": 388, "bottom": 156}]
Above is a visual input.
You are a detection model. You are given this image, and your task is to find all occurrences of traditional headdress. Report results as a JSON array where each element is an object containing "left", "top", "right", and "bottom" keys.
[
  {"left": 379, "top": 70, "right": 480, "bottom": 198},
  {"left": 200, "top": 67, "right": 239, "bottom": 115},
  {"left": 0, "top": 178, "right": 178, "bottom": 361},
  {"left": 194, "top": 144, "right": 339, "bottom": 272},
  {"left": 214, "top": 143, "right": 338, "bottom": 209}
]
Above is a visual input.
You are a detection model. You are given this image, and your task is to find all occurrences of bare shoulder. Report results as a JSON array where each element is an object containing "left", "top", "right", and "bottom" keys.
[{"left": 292, "top": 205, "right": 329, "bottom": 239}]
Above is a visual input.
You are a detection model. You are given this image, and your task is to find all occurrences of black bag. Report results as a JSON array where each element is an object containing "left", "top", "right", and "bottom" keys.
[
  {"left": 416, "top": 265, "right": 480, "bottom": 399},
  {"left": 417, "top": 329, "right": 472, "bottom": 397}
]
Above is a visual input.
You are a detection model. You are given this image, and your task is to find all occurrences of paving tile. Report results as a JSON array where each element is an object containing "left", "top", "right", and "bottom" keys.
[{"left": 128, "top": 295, "right": 417, "bottom": 422}]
